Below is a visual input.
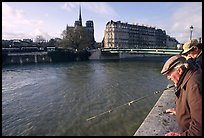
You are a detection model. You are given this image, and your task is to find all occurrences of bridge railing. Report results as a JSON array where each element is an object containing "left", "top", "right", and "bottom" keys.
[{"left": 101, "top": 48, "right": 182, "bottom": 55}]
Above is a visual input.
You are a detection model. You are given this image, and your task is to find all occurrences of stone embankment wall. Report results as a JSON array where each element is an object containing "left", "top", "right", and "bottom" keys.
[
  {"left": 89, "top": 49, "right": 120, "bottom": 60},
  {"left": 3, "top": 52, "right": 52, "bottom": 65},
  {"left": 134, "top": 85, "right": 179, "bottom": 136}
]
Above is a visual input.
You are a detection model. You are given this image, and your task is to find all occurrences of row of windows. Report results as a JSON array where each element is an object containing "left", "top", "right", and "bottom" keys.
[
  {"left": 106, "top": 24, "right": 163, "bottom": 33},
  {"left": 105, "top": 29, "right": 165, "bottom": 36}
]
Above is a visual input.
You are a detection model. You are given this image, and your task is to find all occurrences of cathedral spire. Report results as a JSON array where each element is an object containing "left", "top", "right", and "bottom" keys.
[{"left": 79, "top": 5, "right": 82, "bottom": 26}]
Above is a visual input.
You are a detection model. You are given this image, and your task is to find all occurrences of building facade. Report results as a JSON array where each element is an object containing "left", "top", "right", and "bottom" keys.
[
  {"left": 166, "top": 35, "right": 178, "bottom": 49},
  {"left": 103, "top": 20, "right": 177, "bottom": 49}
]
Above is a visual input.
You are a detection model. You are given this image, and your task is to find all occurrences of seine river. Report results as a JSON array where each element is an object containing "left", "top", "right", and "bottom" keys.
[{"left": 2, "top": 60, "right": 170, "bottom": 136}]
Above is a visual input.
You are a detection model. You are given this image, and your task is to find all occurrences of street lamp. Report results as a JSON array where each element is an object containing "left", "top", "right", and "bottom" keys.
[{"left": 190, "top": 25, "right": 193, "bottom": 40}]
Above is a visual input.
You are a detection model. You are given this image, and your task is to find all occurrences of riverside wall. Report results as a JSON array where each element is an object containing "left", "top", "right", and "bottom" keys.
[
  {"left": 3, "top": 52, "right": 52, "bottom": 65},
  {"left": 3, "top": 49, "right": 178, "bottom": 65},
  {"left": 89, "top": 49, "right": 173, "bottom": 61},
  {"left": 133, "top": 84, "right": 179, "bottom": 136}
]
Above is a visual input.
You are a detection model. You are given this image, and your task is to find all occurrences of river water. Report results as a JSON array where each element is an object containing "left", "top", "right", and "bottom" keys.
[{"left": 2, "top": 60, "right": 170, "bottom": 136}]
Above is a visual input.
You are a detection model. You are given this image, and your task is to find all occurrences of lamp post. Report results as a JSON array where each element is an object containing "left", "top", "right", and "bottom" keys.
[{"left": 190, "top": 25, "right": 193, "bottom": 40}]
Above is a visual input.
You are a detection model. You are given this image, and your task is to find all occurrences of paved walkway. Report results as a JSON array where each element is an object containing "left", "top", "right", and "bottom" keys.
[{"left": 134, "top": 85, "right": 179, "bottom": 136}]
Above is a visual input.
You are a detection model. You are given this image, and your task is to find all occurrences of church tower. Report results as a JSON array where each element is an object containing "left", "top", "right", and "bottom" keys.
[
  {"left": 79, "top": 5, "right": 82, "bottom": 26},
  {"left": 74, "top": 5, "right": 82, "bottom": 27}
]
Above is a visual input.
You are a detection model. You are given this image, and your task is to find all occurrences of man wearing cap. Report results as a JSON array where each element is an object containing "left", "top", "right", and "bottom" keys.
[
  {"left": 181, "top": 39, "right": 202, "bottom": 69},
  {"left": 161, "top": 55, "right": 202, "bottom": 136}
]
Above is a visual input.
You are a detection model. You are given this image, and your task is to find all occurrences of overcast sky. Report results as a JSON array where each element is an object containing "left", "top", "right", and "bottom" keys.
[{"left": 2, "top": 2, "right": 202, "bottom": 43}]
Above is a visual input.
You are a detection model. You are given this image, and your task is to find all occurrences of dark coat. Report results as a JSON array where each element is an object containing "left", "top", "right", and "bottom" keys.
[
  {"left": 187, "top": 52, "right": 202, "bottom": 69},
  {"left": 196, "top": 52, "right": 202, "bottom": 69},
  {"left": 175, "top": 65, "right": 202, "bottom": 136}
]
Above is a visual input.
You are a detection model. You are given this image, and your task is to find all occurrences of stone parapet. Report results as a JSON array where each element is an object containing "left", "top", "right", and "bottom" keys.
[{"left": 134, "top": 85, "right": 179, "bottom": 136}]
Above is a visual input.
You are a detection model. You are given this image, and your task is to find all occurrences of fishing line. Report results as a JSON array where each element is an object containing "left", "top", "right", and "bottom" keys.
[{"left": 86, "top": 84, "right": 175, "bottom": 121}]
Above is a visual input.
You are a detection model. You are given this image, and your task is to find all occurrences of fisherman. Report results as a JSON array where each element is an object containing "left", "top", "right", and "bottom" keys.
[
  {"left": 161, "top": 55, "right": 202, "bottom": 136},
  {"left": 181, "top": 39, "right": 202, "bottom": 69}
]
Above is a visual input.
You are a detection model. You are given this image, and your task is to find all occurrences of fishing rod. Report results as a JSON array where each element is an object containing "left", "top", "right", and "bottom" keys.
[{"left": 86, "top": 84, "right": 175, "bottom": 121}]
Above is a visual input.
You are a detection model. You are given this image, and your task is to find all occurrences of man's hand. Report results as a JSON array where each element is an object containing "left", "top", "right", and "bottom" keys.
[
  {"left": 165, "top": 132, "right": 181, "bottom": 136},
  {"left": 165, "top": 108, "right": 176, "bottom": 115}
]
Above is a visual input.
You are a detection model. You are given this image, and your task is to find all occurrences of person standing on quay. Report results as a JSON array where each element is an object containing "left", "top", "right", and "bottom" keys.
[
  {"left": 181, "top": 39, "right": 202, "bottom": 69},
  {"left": 160, "top": 55, "right": 202, "bottom": 136}
]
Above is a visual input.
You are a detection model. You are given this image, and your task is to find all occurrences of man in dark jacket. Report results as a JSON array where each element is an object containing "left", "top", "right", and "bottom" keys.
[
  {"left": 161, "top": 55, "right": 202, "bottom": 136},
  {"left": 181, "top": 39, "right": 202, "bottom": 69}
]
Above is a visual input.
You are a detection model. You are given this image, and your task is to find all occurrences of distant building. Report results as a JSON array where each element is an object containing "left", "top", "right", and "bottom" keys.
[
  {"left": 22, "top": 39, "right": 33, "bottom": 43},
  {"left": 12, "top": 39, "right": 22, "bottom": 47},
  {"left": 166, "top": 35, "right": 178, "bottom": 49},
  {"left": 103, "top": 20, "right": 178, "bottom": 49}
]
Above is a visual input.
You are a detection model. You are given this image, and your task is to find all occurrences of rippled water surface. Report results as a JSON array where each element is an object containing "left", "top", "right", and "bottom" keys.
[{"left": 2, "top": 60, "right": 169, "bottom": 136}]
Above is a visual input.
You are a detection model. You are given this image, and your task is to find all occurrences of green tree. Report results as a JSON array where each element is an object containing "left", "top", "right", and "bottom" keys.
[{"left": 59, "top": 25, "right": 93, "bottom": 51}]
